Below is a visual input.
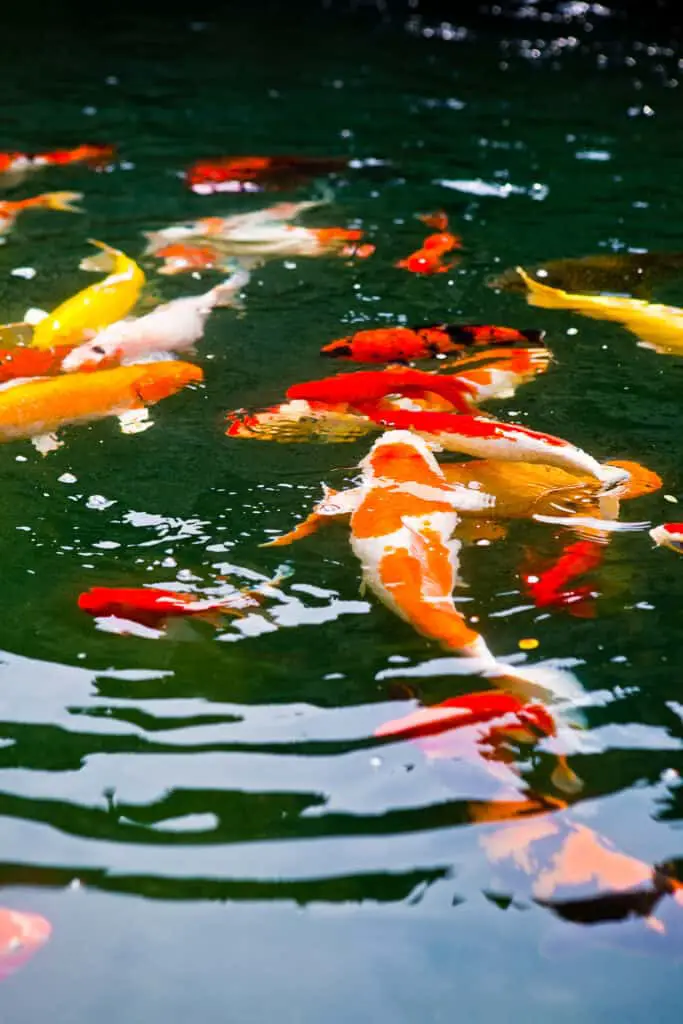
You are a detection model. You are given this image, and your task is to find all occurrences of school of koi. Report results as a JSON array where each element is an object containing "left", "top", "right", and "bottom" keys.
[{"left": 2, "top": 146, "right": 683, "bottom": 975}]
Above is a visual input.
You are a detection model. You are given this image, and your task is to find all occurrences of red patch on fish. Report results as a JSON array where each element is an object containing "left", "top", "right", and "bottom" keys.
[{"left": 286, "top": 367, "right": 475, "bottom": 412}]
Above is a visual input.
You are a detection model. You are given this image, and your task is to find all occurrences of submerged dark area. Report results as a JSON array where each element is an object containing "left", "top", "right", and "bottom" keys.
[{"left": 2, "top": 0, "right": 683, "bottom": 1020}]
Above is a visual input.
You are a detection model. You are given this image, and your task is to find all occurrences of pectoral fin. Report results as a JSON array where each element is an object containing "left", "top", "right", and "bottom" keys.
[
  {"left": 119, "top": 408, "right": 152, "bottom": 434},
  {"left": 31, "top": 432, "right": 62, "bottom": 455}
]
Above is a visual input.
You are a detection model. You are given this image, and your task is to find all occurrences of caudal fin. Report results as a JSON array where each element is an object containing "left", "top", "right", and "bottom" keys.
[{"left": 41, "top": 191, "right": 83, "bottom": 213}]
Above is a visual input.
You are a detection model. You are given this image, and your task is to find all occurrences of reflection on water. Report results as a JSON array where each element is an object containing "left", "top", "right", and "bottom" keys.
[{"left": 3, "top": 2, "right": 683, "bottom": 1020}]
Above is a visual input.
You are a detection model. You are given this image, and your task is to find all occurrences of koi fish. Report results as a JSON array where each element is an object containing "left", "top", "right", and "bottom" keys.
[
  {"left": 0, "top": 144, "right": 115, "bottom": 189},
  {"left": 78, "top": 585, "right": 263, "bottom": 629},
  {"left": 61, "top": 268, "right": 249, "bottom": 371},
  {"left": 0, "top": 191, "right": 82, "bottom": 235},
  {"left": 521, "top": 539, "right": 605, "bottom": 618},
  {"left": 376, "top": 689, "right": 580, "bottom": 792},
  {"left": 320, "top": 324, "right": 546, "bottom": 362},
  {"left": 264, "top": 431, "right": 584, "bottom": 704},
  {"left": 153, "top": 242, "right": 229, "bottom": 276},
  {"left": 31, "top": 240, "right": 145, "bottom": 350},
  {"left": 397, "top": 230, "right": 462, "bottom": 275},
  {"left": 479, "top": 809, "right": 683, "bottom": 945},
  {"left": 0, "top": 344, "right": 77, "bottom": 382},
  {"left": 286, "top": 366, "right": 477, "bottom": 413},
  {"left": 143, "top": 199, "right": 329, "bottom": 254},
  {"left": 0, "top": 360, "right": 202, "bottom": 453},
  {"left": 0, "top": 907, "right": 51, "bottom": 982},
  {"left": 359, "top": 406, "right": 629, "bottom": 489},
  {"left": 185, "top": 155, "right": 348, "bottom": 194},
  {"left": 517, "top": 266, "right": 683, "bottom": 356},
  {"left": 650, "top": 523, "right": 683, "bottom": 554}
]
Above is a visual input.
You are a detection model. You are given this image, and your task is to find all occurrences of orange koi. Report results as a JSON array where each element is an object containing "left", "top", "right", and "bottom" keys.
[
  {"left": 186, "top": 155, "right": 348, "bottom": 194},
  {"left": 0, "top": 907, "right": 51, "bottom": 982},
  {"left": 320, "top": 325, "right": 546, "bottom": 362},
  {"left": 0, "top": 360, "right": 202, "bottom": 454},
  {"left": 0, "top": 191, "right": 82, "bottom": 235},
  {"left": 521, "top": 539, "right": 605, "bottom": 618}
]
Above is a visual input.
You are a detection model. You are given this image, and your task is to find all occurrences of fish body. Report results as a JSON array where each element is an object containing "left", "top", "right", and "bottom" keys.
[
  {"left": 78, "top": 585, "right": 259, "bottom": 629},
  {"left": 286, "top": 366, "right": 476, "bottom": 413},
  {"left": 31, "top": 240, "right": 145, "bottom": 350},
  {"left": 185, "top": 155, "right": 348, "bottom": 193},
  {"left": 0, "top": 191, "right": 82, "bottom": 235},
  {"left": 361, "top": 406, "right": 627, "bottom": 488},
  {"left": 650, "top": 523, "right": 683, "bottom": 554},
  {"left": 0, "top": 361, "right": 202, "bottom": 447},
  {"left": 61, "top": 269, "right": 249, "bottom": 370},
  {"left": 397, "top": 231, "right": 461, "bottom": 274},
  {"left": 522, "top": 539, "right": 604, "bottom": 617},
  {"left": 0, "top": 144, "right": 114, "bottom": 188},
  {"left": 0, "top": 907, "right": 51, "bottom": 982},
  {"left": 517, "top": 266, "right": 683, "bottom": 355},
  {"left": 320, "top": 325, "right": 545, "bottom": 362}
]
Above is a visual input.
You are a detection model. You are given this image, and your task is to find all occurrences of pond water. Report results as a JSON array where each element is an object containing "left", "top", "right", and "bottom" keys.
[{"left": 2, "top": 4, "right": 683, "bottom": 1021}]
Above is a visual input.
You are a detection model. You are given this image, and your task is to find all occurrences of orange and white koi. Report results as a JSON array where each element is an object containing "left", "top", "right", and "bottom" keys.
[
  {"left": 31, "top": 240, "right": 145, "bottom": 350},
  {"left": 650, "top": 523, "right": 683, "bottom": 554},
  {"left": 143, "top": 199, "right": 329, "bottom": 254},
  {"left": 264, "top": 431, "right": 584, "bottom": 703},
  {"left": 0, "top": 907, "right": 51, "bottom": 982},
  {"left": 0, "top": 360, "right": 202, "bottom": 453},
  {"left": 61, "top": 268, "right": 249, "bottom": 371},
  {"left": 0, "top": 144, "right": 115, "bottom": 188},
  {"left": 0, "top": 191, "right": 82, "bottom": 235},
  {"left": 517, "top": 265, "right": 683, "bottom": 356},
  {"left": 320, "top": 324, "right": 546, "bottom": 362}
]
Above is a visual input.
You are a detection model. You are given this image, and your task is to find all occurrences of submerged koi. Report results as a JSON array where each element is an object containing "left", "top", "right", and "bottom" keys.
[
  {"left": 397, "top": 231, "right": 462, "bottom": 275},
  {"left": 286, "top": 366, "right": 476, "bottom": 413},
  {"left": 521, "top": 539, "right": 605, "bottom": 618},
  {"left": 650, "top": 523, "right": 683, "bottom": 554},
  {"left": 264, "top": 431, "right": 584, "bottom": 704},
  {"left": 320, "top": 324, "right": 545, "bottom": 362},
  {"left": 61, "top": 268, "right": 249, "bottom": 370},
  {"left": 78, "top": 585, "right": 263, "bottom": 629},
  {"left": 186, "top": 155, "right": 348, "bottom": 194},
  {"left": 517, "top": 265, "right": 683, "bottom": 356},
  {"left": 0, "top": 191, "right": 82, "bottom": 235},
  {"left": 31, "top": 240, "right": 146, "bottom": 350},
  {"left": 0, "top": 907, "right": 51, "bottom": 983},
  {"left": 360, "top": 406, "right": 628, "bottom": 489},
  {"left": 0, "top": 144, "right": 115, "bottom": 188},
  {"left": 0, "top": 360, "right": 202, "bottom": 453}
]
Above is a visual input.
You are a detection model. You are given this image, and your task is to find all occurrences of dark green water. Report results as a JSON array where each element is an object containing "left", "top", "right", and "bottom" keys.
[{"left": 3, "top": 5, "right": 683, "bottom": 1021}]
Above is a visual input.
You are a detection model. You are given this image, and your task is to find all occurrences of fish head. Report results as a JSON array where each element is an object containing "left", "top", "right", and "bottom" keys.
[
  {"left": 359, "top": 429, "right": 441, "bottom": 481},
  {"left": 132, "top": 362, "right": 204, "bottom": 405},
  {"left": 650, "top": 523, "right": 683, "bottom": 554},
  {"left": 0, "top": 908, "right": 51, "bottom": 982}
]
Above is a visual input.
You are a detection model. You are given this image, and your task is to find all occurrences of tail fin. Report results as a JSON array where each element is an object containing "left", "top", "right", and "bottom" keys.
[
  {"left": 211, "top": 267, "right": 251, "bottom": 308},
  {"left": 41, "top": 191, "right": 83, "bottom": 213},
  {"left": 516, "top": 266, "right": 573, "bottom": 309},
  {"left": 80, "top": 239, "right": 119, "bottom": 273}
]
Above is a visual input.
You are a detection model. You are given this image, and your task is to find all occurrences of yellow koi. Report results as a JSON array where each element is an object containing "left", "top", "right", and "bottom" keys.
[
  {"left": 31, "top": 240, "right": 145, "bottom": 350},
  {"left": 0, "top": 360, "right": 202, "bottom": 453},
  {"left": 517, "top": 265, "right": 683, "bottom": 355}
]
